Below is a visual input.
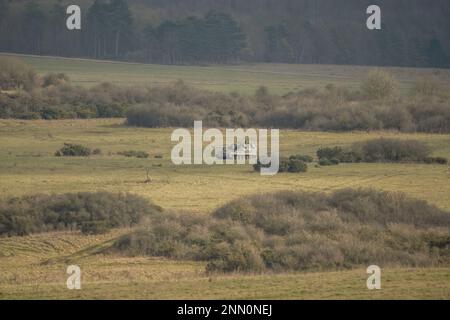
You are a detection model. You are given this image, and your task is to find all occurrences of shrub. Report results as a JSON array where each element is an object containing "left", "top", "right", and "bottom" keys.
[
  {"left": 319, "top": 158, "right": 334, "bottom": 166},
  {"left": 353, "top": 138, "right": 430, "bottom": 162},
  {"left": 317, "top": 147, "right": 344, "bottom": 161},
  {"left": 317, "top": 140, "right": 439, "bottom": 164},
  {"left": 0, "top": 192, "right": 161, "bottom": 236},
  {"left": 317, "top": 146, "right": 362, "bottom": 164},
  {"left": 213, "top": 200, "right": 256, "bottom": 224},
  {"left": 338, "top": 151, "right": 363, "bottom": 163},
  {"left": 289, "top": 154, "right": 313, "bottom": 162},
  {"left": 81, "top": 221, "right": 109, "bottom": 235},
  {"left": 424, "top": 157, "right": 448, "bottom": 165},
  {"left": 113, "top": 189, "right": 450, "bottom": 273},
  {"left": 278, "top": 159, "right": 290, "bottom": 172},
  {"left": 412, "top": 77, "right": 442, "bottom": 97},
  {"left": 55, "top": 143, "right": 91, "bottom": 157},
  {"left": 329, "top": 158, "right": 340, "bottom": 165},
  {"left": 92, "top": 148, "right": 102, "bottom": 155},
  {"left": 434, "top": 157, "right": 448, "bottom": 165},
  {"left": 361, "top": 69, "right": 398, "bottom": 100},
  {"left": 117, "top": 150, "right": 149, "bottom": 158},
  {"left": 205, "top": 241, "right": 265, "bottom": 273},
  {"left": 42, "top": 73, "right": 70, "bottom": 87},
  {"left": 0, "top": 72, "right": 449, "bottom": 134},
  {"left": 255, "top": 158, "right": 307, "bottom": 173},
  {"left": 0, "top": 56, "right": 38, "bottom": 91},
  {"left": 112, "top": 212, "right": 212, "bottom": 260},
  {"left": 287, "top": 159, "right": 308, "bottom": 172}
]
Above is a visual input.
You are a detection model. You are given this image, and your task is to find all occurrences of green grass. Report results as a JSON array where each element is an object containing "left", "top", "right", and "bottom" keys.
[
  {"left": 2, "top": 53, "right": 450, "bottom": 95},
  {"left": 1, "top": 119, "right": 449, "bottom": 212},
  {"left": 0, "top": 119, "right": 449, "bottom": 299}
]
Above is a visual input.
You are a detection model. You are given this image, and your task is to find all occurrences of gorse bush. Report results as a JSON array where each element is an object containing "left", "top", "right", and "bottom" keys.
[
  {"left": 317, "top": 147, "right": 344, "bottom": 161},
  {"left": 289, "top": 154, "right": 314, "bottom": 162},
  {"left": 353, "top": 138, "right": 430, "bottom": 162},
  {"left": 117, "top": 150, "right": 149, "bottom": 158},
  {"left": 319, "top": 158, "right": 334, "bottom": 166},
  {"left": 113, "top": 189, "right": 450, "bottom": 273},
  {"left": 0, "top": 192, "right": 161, "bottom": 236},
  {"left": 286, "top": 159, "right": 308, "bottom": 172},
  {"left": 424, "top": 157, "right": 448, "bottom": 165},
  {"left": 316, "top": 139, "right": 446, "bottom": 164},
  {"left": 254, "top": 158, "right": 308, "bottom": 173},
  {"left": 55, "top": 143, "right": 92, "bottom": 157},
  {"left": 316, "top": 147, "right": 361, "bottom": 165}
]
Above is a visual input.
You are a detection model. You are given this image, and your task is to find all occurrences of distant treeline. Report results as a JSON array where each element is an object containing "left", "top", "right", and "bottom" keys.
[
  {"left": 1, "top": 57, "right": 450, "bottom": 133},
  {"left": 0, "top": 0, "right": 449, "bottom": 67}
]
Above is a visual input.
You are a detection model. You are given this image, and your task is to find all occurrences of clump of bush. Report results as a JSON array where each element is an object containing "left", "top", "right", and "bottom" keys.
[
  {"left": 0, "top": 192, "right": 161, "bottom": 236},
  {"left": 353, "top": 138, "right": 430, "bottom": 163},
  {"left": 316, "top": 139, "right": 447, "bottom": 165},
  {"left": 289, "top": 154, "right": 313, "bottom": 162},
  {"left": 55, "top": 143, "right": 92, "bottom": 157},
  {"left": 319, "top": 158, "right": 337, "bottom": 166},
  {"left": 117, "top": 150, "right": 149, "bottom": 159},
  {"left": 361, "top": 69, "right": 398, "bottom": 100},
  {"left": 316, "top": 147, "right": 360, "bottom": 165},
  {"left": 112, "top": 189, "right": 450, "bottom": 274},
  {"left": 254, "top": 158, "right": 308, "bottom": 173},
  {"left": 42, "top": 73, "right": 70, "bottom": 88},
  {"left": 317, "top": 147, "right": 342, "bottom": 166},
  {"left": 424, "top": 157, "right": 448, "bottom": 165},
  {"left": 0, "top": 57, "right": 39, "bottom": 91},
  {"left": 282, "top": 159, "right": 308, "bottom": 172},
  {"left": 92, "top": 148, "right": 102, "bottom": 155}
]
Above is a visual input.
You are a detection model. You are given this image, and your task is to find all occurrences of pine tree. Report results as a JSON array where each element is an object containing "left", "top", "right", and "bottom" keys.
[
  {"left": 109, "top": 0, "right": 133, "bottom": 58},
  {"left": 23, "top": 1, "right": 46, "bottom": 54},
  {"left": 264, "top": 24, "right": 294, "bottom": 62}
]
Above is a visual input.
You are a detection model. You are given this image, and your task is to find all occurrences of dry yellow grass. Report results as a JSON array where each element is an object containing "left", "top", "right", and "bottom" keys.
[
  {"left": 1, "top": 230, "right": 449, "bottom": 300},
  {"left": 1, "top": 119, "right": 449, "bottom": 212},
  {"left": 1, "top": 120, "right": 449, "bottom": 299}
]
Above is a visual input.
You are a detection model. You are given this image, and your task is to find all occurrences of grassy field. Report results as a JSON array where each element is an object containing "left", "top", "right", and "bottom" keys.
[
  {"left": 0, "top": 118, "right": 450, "bottom": 299},
  {"left": 0, "top": 54, "right": 449, "bottom": 299},
  {"left": 1, "top": 119, "right": 450, "bottom": 212},
  {"left": 2, "top": 53, "right": 450, "bottom": 95},
  {"left": 1, "top": 229, "right": 449, "bottom": 300}
]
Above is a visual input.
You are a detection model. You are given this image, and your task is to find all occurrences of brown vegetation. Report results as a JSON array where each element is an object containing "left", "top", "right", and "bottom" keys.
[{"left": 113, "top": 189, "right": 450, "bottom": 273}]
